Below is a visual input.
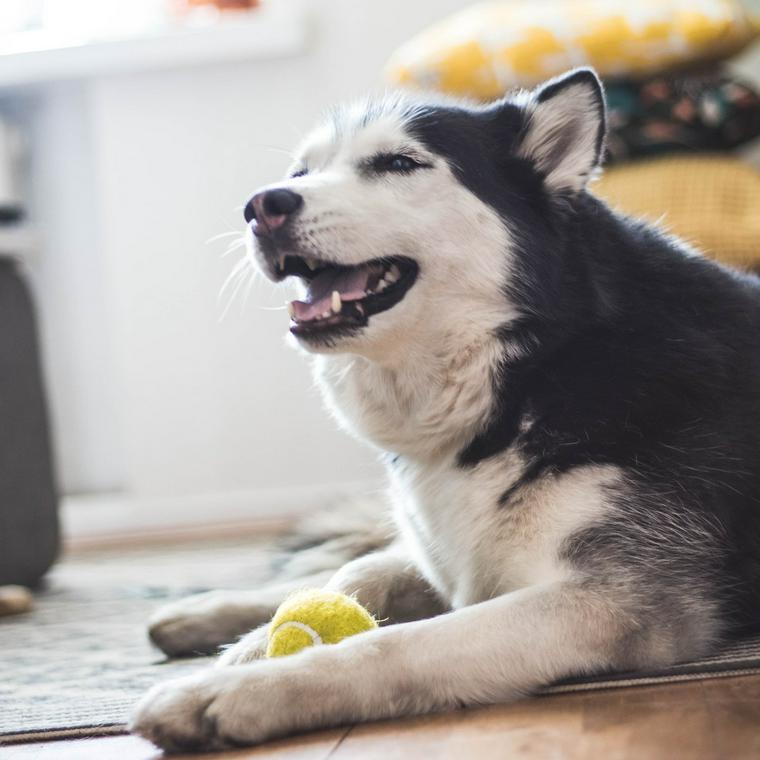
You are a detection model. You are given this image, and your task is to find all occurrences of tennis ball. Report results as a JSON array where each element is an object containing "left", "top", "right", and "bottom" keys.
[{"left": 266, "top": 588, "right": 377, "bottom": 658}]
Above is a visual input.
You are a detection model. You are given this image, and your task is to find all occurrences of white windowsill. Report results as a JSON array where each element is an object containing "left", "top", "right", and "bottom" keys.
[
  {"left": 61, "top": 479, "right": 380, "bottom": 548},
  {"left": 0, "top": 0, "right": 308, "bottom": 89}
]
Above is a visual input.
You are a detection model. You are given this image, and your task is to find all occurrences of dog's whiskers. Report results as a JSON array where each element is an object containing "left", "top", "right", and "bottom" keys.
[
  {"left": 207, "top": 230, "right": 247, "bottom": 244},
  {"left": 218, "top": 254, "right": 258, "bottom": 320},
  {"left": 221, "top": 238, "right": 247, "bottom": 258}
]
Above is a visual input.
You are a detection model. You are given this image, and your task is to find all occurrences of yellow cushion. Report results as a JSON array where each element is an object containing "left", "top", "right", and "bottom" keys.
[
  {"left": 592, "top": 155, "right": 760, "bottom": 269},
  {"left": 386, "top": 0, "right": 760, "bottom": 99}
]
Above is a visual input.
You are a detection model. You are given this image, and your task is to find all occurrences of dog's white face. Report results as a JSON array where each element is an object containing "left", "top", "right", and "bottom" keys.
[
  {"left": 246, "top": 100, "right": 512, "bottom": 360},
  {"left": 245, "top": 72, "right": 606, "bottom": 362}
]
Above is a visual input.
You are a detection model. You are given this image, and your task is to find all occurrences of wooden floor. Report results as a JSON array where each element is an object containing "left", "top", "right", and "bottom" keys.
[{"left": 5, "top": 674, "right": 760, "bottom": 760}]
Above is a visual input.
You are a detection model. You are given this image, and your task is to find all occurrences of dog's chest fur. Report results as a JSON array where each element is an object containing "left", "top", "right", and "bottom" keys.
[
  {"left": 313, "top": 336, "right": 504, "bottom": 459},
  {"left": 391, "top": 456, "right": 619, "bottom": 607},
  {"left": 315, "top": 351, "right": 618, "bottom": 609}
]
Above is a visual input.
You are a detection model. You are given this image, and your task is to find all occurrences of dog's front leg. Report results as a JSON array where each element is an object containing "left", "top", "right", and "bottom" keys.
[
  {"left": 326, "top": 539, "right": 448, "bottom": 623},
  {"left": 217, "top": 540, "right": 446, "bottom": 665},
  {"left": 131, "top": 580, "right": 636, "bottom": 752}
]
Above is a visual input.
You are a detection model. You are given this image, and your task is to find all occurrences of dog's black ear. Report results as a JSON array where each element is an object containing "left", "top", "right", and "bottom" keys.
[{"left": 516, "top": 68, "right": 606, "bottom": 193}]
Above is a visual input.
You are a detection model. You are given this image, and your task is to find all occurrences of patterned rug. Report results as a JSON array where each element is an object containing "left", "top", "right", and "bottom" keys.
[
  {"left": 2, "top": 535, "right": 760, "bottom": 746},
  {"left": 0, "top": 537, "right": 279, "bottom": 745},
  {"left": 545, "top": 635, "right": 760, "bottom": 694}
]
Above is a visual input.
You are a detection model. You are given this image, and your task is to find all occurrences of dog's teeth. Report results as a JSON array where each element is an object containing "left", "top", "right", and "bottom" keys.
[
  {"left": 306, "top": 258, "right": 318, "bottom": 271},
  {"left": 331, "top": 291, "right": 341, "bottom": 313},
  {"left": 287, "top": 302, "right": 295, "bottom": 319},
  {"left": 356, "top": 303, "right": 364, "bottom": 315},
  {"left": 377, "top": 279, "right": 388, "bottom": 292},
  {"left": 278, "top": 254, "right": 285, "bottom": 270},
  {"left": 386, "top": 266, "right": 400, "bottom": 283},
  {"left": 322, "top": 310, "right": 331, "bottom": 319}
]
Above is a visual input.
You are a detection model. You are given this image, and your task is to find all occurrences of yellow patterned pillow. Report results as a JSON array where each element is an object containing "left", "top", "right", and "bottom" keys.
[
  {"left": 592, "top": 155, "right": 760, "bottom": 269},
  {"left": 386, "top": 0, "right": 760, "bottom": 99}
]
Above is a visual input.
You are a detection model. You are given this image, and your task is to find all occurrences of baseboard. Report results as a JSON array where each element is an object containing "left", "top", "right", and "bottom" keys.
[{"left": 61, "top": 479, "right": 382, "bottom": 549}]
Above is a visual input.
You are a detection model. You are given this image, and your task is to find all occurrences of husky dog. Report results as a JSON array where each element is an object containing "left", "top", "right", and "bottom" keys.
[{"left": 132, "top": 68, "right": 760, "bottom": 752}]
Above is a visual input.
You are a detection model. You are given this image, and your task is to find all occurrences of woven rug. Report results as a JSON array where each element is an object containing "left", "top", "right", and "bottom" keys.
[
  {"left": 2, "top": 536, "right": 760, "bottom": 746},
  {"left": 0, "top": 537, "right": 278, "bottom": 745},
  {"left": 544, "top": 635, "right": 760, "bottom": 694}
]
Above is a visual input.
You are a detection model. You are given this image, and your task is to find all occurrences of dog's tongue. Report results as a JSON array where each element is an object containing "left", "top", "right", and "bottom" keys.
[{"left": 291, "top": 265, "right": 373, "bottom": 321}]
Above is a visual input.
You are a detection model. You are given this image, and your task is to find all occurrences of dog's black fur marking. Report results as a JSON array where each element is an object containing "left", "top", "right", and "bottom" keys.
[{"left": 406, "top": 72, "right": 760, "bottom": 637}]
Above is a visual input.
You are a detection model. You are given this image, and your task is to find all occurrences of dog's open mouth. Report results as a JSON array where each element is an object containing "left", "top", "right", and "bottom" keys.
[{"left": 278, "top": 255, "right": 418, "bottom": 338}]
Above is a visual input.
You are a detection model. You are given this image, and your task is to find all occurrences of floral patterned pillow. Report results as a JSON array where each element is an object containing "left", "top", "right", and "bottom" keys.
[{"left": 605, "top": 71, "right": 760, "bottom": 163}]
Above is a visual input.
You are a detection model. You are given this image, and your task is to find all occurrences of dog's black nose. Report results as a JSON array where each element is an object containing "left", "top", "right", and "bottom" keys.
[{"left": 244, "top": 188, "right": 303, "bottom": 234}]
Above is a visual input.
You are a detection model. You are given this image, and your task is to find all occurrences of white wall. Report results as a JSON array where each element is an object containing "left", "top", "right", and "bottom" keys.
[
  {"left": 24, "top": 83, "right": 125, "bottom": 494},
  {"left": 20, "top": 0, "right": 472, "bottom": 508}
]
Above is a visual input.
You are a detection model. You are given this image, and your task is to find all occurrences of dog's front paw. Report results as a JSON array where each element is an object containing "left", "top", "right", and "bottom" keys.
[
  {"left": 131, "top": 667, "right": 279, "bottom": 752},
  {"left": 130, "top": 671, "right": 225, "bottom": 753},
  {"left": 148, "top": 591, "right": 272, "bottom": 658},
  {"left": 129, "top": 661, "right": 308, "bottom": 752}
]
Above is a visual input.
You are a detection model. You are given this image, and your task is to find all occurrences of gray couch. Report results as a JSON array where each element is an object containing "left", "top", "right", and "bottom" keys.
[{"left": 0, "top": 258, "right": 59, "bottom": 586}]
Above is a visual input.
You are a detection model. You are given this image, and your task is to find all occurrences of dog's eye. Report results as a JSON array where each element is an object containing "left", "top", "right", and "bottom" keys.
[
  {"left": 387, "top": 155, "right": 418, "bottom": 172},
  {"left": 290, "top": 167, "right": 308, "bottom": 179},
  {"left": 371, "top": 153, "right": 428, "bottom": 174}
]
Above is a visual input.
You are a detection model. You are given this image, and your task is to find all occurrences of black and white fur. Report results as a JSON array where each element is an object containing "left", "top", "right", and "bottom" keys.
[{"left": 132, "top": 69, "right": 760, "bottom": 752}]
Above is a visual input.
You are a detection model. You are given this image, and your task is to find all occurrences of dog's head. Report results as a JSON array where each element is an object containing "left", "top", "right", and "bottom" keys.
[{"left": 245, "top": 68, "right": 606, "bottom": 358}]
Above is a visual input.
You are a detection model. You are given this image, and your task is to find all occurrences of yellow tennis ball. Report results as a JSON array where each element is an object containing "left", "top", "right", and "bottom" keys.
[{"left": 266, "top": 589, "right": 378, "bottom": 658}]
